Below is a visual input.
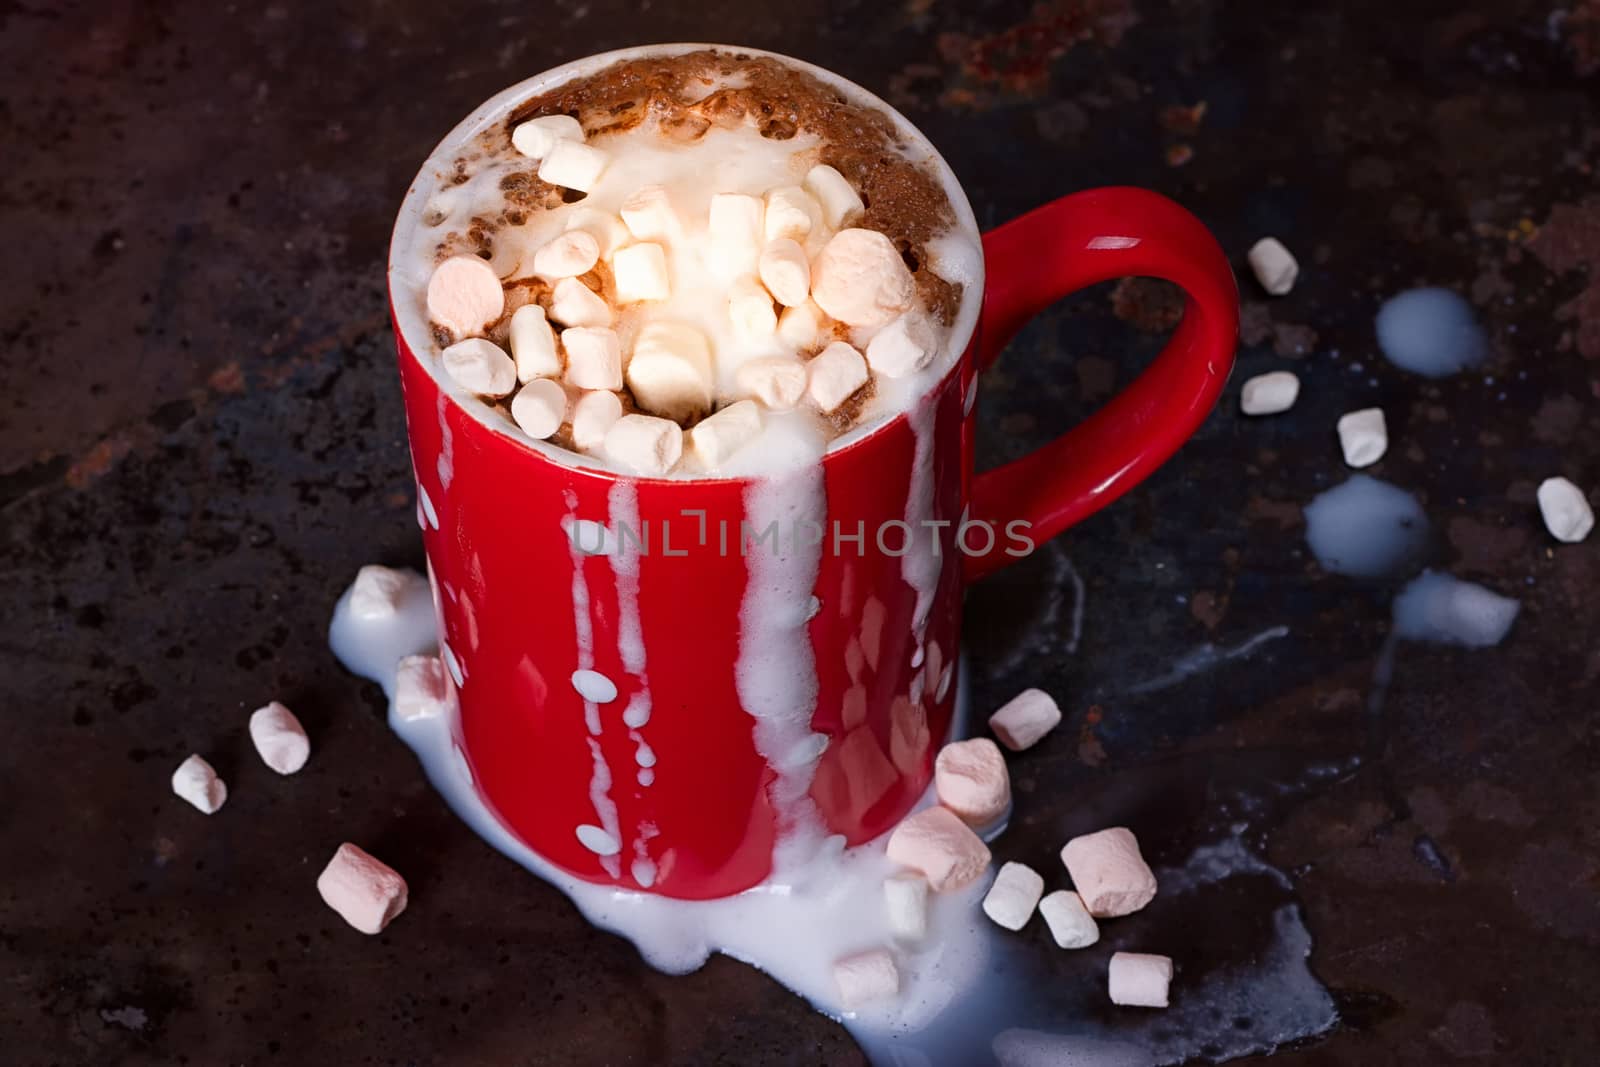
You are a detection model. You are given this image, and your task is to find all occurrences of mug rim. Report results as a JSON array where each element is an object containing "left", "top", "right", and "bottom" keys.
[{"left": 387, "top": 42, "right": 986, "bottom": 485}]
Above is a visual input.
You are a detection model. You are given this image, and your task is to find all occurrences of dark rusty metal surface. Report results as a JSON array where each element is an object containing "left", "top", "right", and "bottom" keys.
[{"left": 5, "top": 0, "right": 1599, "bottom": 1063}]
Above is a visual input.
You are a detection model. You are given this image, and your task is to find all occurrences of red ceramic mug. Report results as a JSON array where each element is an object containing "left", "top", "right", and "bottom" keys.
[{"left": 389, "top": 46, "right": 1238, "bottom": 900}]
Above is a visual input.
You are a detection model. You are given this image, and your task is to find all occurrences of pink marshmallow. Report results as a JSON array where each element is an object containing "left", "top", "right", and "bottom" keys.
[
  {"left": 1109, "top": 952, "right": 1173, "bottom": 1008},
  {"left": 934, "top": 738, "right": 1011, "bottom": 826},
  {"left": 317, "top": 843, "right": 408, "bottom": 935},
  {"left": 1060, "top": 827, "right": 1158, "bottom": 918},
  {"left": 988, "top": 688, "right": 1062, "bottom": 751},
  {"left": 886, "top": 806, "right": 991, "bottom": 892},
  {"left": 833, "top": 947, "right": 899, "bottom": 1009}
]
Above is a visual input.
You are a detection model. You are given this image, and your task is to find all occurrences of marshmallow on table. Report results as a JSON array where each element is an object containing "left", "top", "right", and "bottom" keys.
[
  {"left": 982, "top": 861, "right": 1045, "bottom": 931},
  {"left": 613, "top": 242, "right": 670, "bottom": 303},
  {"left": 1109, "top": 952, "right": 1173, "bottom": 1008},
  {"left": 564, "top": 207, "right": 630, "bottom": 258},
  {"left": 1240, "top": 370, "right": 1299, "bottom": 415},
  {"left": 531, "top": 230, "right": 600, "bottom": 279},
  {"left": 348, "top": 564, "right": 410, "bottom": 620},
  {"left": 627, "top": 321, "right": 713, "bottom": 421},
  {"left": 886, "top": 805, "right": 992, "bottom": 892},
  {"left": 394, "top": 653, "right": 453, "bottom": 721},
  {"left": 1038, "top": 890, "right": 1100, "bottom": 949},
  {"left": 442, "top": 338, "right": 516, "bottom": 398},
  {"left": 834, "top": 948, "right": 899, "bottom": 1010},
  {"left": 736, "top": 356, "right": 808, "bottom": 410},
  {"left": 707, "top": 192, "right": 764, "bottom": 280},
  {"left": 1248, "top": 237, "right": 1298, "bottom": 296},
  {"left": 988, "top": 688, "right": 1062, "bottom": 751},
  {"left": 934, "top": 737, "right": 1011, "bottom": 826},
  {"left": 171, "top": 754, "right": 227, "bottom": 814},
  {"left": 1060, "top": 826, "right": 1158, "bottom": 918},
  {"left": 537, "top": 140, "right": 607, "bottom": 193},
  {"left": 570, "top": 390, "right": 623, "bottom": 452},
  {"left": 805, "top": 163, "right": 865, "bottom": 228},
  {"left": 729, "top": 276, "right": 778, "bottom": 339},
  {"left": 764, "top": 185, "right": 819, "bottom": 241},
  {"left": 759, "top": 238, "right": 812, "bottom": 307},
  {"left": 811, "top": 228, "right": 915, "bottom": 328},
  {"left": 426, "top": 254, "right": 504, "bottom": 338},
  {"left": 249, "top": 701, "right": 310, "bottom": 775},
  {"left": 807, "top": 341, "right": 869, "bottom": 414},
  {"left": 619, "top": 184, "right": 681, "bottom": 241},
  {"left": 1537, "top": 476, "right": 1593, "bottom": 543},
  {"left": 317, "top": 843, "right": 408, "bottom": 935},
  {"left": 689, "top": 400, "right": 763, "bottom": 468},
  {"left": 883, "top": 871, "right": 929, "bottom": 941},
  {"left": 509, "top": 304, "right": 561, "bottom": 381},
  {"left": 511, "top": 114, "right": 584, "bottom": 159},
  {"left": 865, "top": 313, "right": 937, "bottom": 379},
  {"left": 605, "top": 413, "right": 683, "bottom": 475},
  {"left": 562, "top": 327, "right": 623, "bottom": 391},
  {"left": 549, "top": 277, "right": 612, "bottom": 328},
  {"left": 511, "top": 378, "right": 567, "bottom": 440},
  {"left": 1337, "top": 407, "right": 1388, "bottom": 468},
  {"left": 777, "top": 302, "right": 825, "bottom": 349}
]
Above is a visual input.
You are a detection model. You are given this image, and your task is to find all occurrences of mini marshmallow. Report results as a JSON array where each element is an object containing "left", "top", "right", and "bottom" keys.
[
  {"left": 707, "top": 192, "right": 764, "bottom": 280},
  {"left": 613, "top": 242, "right": 670, "bottom": 303},
  {"left": 531, "top": 230, "right": 600, "bottom": 279},
  {"left": 249, "top": 701, "right": 309, "bottom": 775},
  {"left": 886, "top": 805, "right": 992, "bottom": 892},
  {"left": 764, "top": 185, "right": 819, "bottom": 241},
  {"left": 1109, "top": 952, "right": 1173, "bottom": 1008},
  {"left": 626, "top": 321, "right": 713, "bottom": 421},
  {"left": 759, "top": 238, "right": 812, "bottom": 307},
  {"left": 1038, "top": 890, "right": 1100, "bottom": 949},
  {"left": 549, "top": 277, "right": 613, "bottom": 328},
  {"left": 883, "top": 871, "right": 930, "bottom": 941},
  {"left": 511, "top": 378, "right": 567, "bottom": 440},
  {"left": 509, "top": 304, "right": 561, "bottom": 381},
  {"left": 729, "top": 275, "right": 778, "bottom": 339},
  {"left": 1060, "top": 827, "right": 1158, "bottom": 918},
  {"left": 807, "top": 341, "right": 869, "bottom": 414},
  {"left": 1248, "top": 237, "right": 1298, "bottom": 296},
  {"left": 834, "top": 948, "right": 899, "bottom": 1010},
  {"left": 865, "top": 313, "right": 938, "bottom": 379},
  {"left": 511, "top": 114, "right": 584, "bottom": 159},
  {"left": 537, "top": 139, "right": 607, "bottom": 192},
  {"left": 317, "top": 843, "right": 408, "bottom": 935},
  {"left": 619, "top": 184, "right": 681, "bottom": 241},
  {"left": 1537, "top": 476, "right": 1594, "bottom": 543},
  {"left": 604, "top": 413, "right": 683, "bottom": 475},
  {"left": 442, "top": 337, "right": 516, "bottom": 398},
  {"left": 811, "top": 228, "right": 915, "bottom": 328},
  {"left": 988, "top": 688, "right": 1062, "bottom": 751},
  {"left": 982, "top": 861, "right": 1045, "bottom": 931},
  {"left": 689, "top": 400, "right": 763, "bottom": 468},
  {"left": 805, "top": 163, "right": 865, "bottom": 228},
  {"left": 562, "top": 327, "right": 623, "bottom": 391},
  {"left": 564, "top": 207, "right": 631, "bottom": 257},
  {"left": 426, "top": 254, "right": 504, "bottom": 338},
  {"left": 1337, "top": 407, "right": 1388, "bottom": 468},
  {"left": 1240, "top": 370, "right": 1299, "bottom": 415},
  {"left": 394, "top": 654, "right": 452, "bottom": 721},
  {"left": 570, "top": 390, "right": 623, "bottom": 452},
  {"left": 348, "top": 564, "right": 410, "bottom": 620},
  {"left": 777, "top": 301, "right": 826, "bottom": 349},
  {"left": 736, "top": 356, "right": 808, "bottom": 410},
  {"left": 171, "top": 754, "right": 227, "bottom": 814},
  {"left": 934, "top": 737, "right": 1011, "bottom": 826}
]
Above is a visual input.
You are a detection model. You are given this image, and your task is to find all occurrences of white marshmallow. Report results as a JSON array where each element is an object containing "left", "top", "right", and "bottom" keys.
[
  {"left": 531, "top": 230, "right": 599, "bottom": 279},
  {"left": 1038, "top": 890, "right": 1100, "bottom": 949},
  {"left": 442, "top": 337, "right": 516, "bottom": 398},
  {"left": 511, "top": 114, "right": 584, "bottom": 159},
  {"left": 934, "top": 737, "right": 1011, "bottom": 826},
  {"left": 834, "top": 948, "right": 899, "bottom": 1010},
  {"left": 764, "top": 185, "right": 819, "bottom": 241},
  {"left": 807, "top": 341, "right": 869, "bottom": 413},
  {"left": 1337, "top": 407, "right": 1388, "bottom": 468},
  {"left": 537, "top": 140, "right": 607, "bottom": 192},
  {"left": 988, "top": 688, "right": 1062, "bottom": 751},
  {"left": 248, "top": 701, "right": 309, "bottom": 775},
  {"left": 549, "top": 277, "right": 613, "bottom": 328},
  {"left": 729, "top": 275, "right": 778, "bottom": 339},
  {"left": 758, "top": 238, "right": 812, "bottom": 308},
  {"left": 347, "top": 564, "right": 409, "bottom": 620},
  {"left": 171, "top": 754, "right": 227, "bottom": 814},
  {"left": 707, "top": 192, "right": 764, "bottom": 280},
  {"left": 1240, "top": 370, "right": 1299, "bottom": 415},
  {"left": 508, "top": 304, "right": 561, "bottom": 381},
  {"left": 626, "top": 321, "right": 713, "bottom": 420},
  {"left": 885, "top": 805, "right": 991, "bottom": 892},
  {"left": 982, "top": 861, "right": 1045, "bottom": 931},
  {"left": 811, "top": 228, "right": 915, "bottom": 328},
  {"left": 619, "top": 184, "right": 681, "bottom": 242},
  {"left": 394, "top": 654, "right": 453, "bottom": 721},
  {"left": 804, "top": 163, "right": 865, "bottom": 228},
  {"left": 1248, "top": 237, "right": 1298, "bottom": 296},
  {"left": 604, "top": 413, "right": 683, "bottom": 475},
  {"left": 1109, "top": 952, "right": 1173, "bottom": 1008},
  {"left": 613, "top": 242, "right": 670, "bottom": 303},
  {"left": 562, "top": 327, "right": 623, "bottom": 391},
  {"left": 735, "top": 356, "right": 808, "bottom": 410},
  {"left": 865, "top": 313, "right": 938, "bottom": 378},
  {"left": 883, "top": 872, "right": 930, "bottom": 942},
  {"left": 425, "top": 254, "right": 504, "bottom": 338},
  {"left": 689, "top": 400, "right": 763, "bottom": 468},
  {"left": 564, "top": 207, "right": 630, "bottom": 258},
  {"left": 511, "top": 378, "right": 567, "bottom": 440},
  {"left": 317, "top": 843, "right": 408, "bottom": 935},
  {"left": 1060, "top": 827, "right": 1159, "bottom": 918},
  {"left": 1537, "top": 476, "right": 1593, "bottom": 543},
  {"left": 570, "top": 390, "right": 624, "bottom": 453},
  {"left": 777, "top": 301, "right": 826, "bottom": 349}
]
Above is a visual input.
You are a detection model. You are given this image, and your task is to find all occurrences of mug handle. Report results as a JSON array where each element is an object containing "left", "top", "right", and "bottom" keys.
[{"left": 962, "top": 187, "right": 1240, "bottom": 582}]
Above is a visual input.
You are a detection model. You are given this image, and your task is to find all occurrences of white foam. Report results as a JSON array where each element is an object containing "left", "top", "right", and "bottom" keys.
[
  {"left": 1375, "top": 287, "right": 1487, "bottom": 377},
  {"left": 1392, "top": 571, "right": 1520, "bottom": 647},
  {"left": 1304, "top": 475, "right": 1430, "bottom": 579},
  {"left": 900, "top": 392, "right": 940, "bottom": 643}
]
